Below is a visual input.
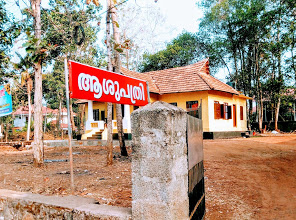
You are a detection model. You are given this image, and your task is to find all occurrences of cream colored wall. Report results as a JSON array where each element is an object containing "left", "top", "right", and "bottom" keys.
[
  {"left": 86, "top": 102, "right": 119, "bottom": 120},
  {"left": 85, "top": 90, "right": 248, "bottom": 134},
  {"left": 207, "top": 91, "right": 248, "bottom": 132},
  {"left": 85, "top": 102, "right": 112, "bottom": 133},
  {"left": 155, "top": 91, "right": 210, "bottom": 132}
]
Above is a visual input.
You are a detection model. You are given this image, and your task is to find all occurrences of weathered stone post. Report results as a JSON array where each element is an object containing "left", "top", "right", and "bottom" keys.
[{"left": 131, "top": 101, "right": 189, "bottom": 219}]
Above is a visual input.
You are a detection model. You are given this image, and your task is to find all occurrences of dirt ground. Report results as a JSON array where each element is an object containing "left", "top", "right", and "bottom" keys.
[
  {"left": 0, "top": 134, "right": 295, "bottom": 219},
  {"left": 0, "top": 145, "right": 132, "bottom": 207},
  {"left": 204, "top": 134, "right": 296, "bottom": 219}
]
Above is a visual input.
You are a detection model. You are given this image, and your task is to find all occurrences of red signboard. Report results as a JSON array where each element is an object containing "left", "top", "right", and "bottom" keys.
[{"left": 69, "top": 61, "right": 149, "bottom": 106}]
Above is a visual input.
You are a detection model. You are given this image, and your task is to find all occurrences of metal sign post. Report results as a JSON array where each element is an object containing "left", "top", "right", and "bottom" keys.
[{"left": 64, "top": 57, "right": 74, "bottom": 193}]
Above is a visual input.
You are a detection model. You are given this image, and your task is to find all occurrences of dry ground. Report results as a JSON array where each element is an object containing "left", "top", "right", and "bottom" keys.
[
  {"left": 0, "top": 145, "right": 132, "bottom": 207},
  {"left": 204, "top": 134, "right": 296, "bottom": 219},
  {"left": 0, "top": 134, "right": 295, "bottom": 219}
]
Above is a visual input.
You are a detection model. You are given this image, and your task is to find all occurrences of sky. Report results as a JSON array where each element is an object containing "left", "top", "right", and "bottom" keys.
[
  {"left": 5, "top": 0, "right": 227, "bottom": 82},
  {"left": 6, "top": 0, "right": 202, "bottom": 41}
]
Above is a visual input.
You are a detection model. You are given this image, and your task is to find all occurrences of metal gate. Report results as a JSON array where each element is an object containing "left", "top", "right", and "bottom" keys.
[{"left": 187, "top": 115, "right": 205, "bottom": 220}]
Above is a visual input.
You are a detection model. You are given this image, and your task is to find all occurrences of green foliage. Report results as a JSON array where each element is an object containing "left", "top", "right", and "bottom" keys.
[
  {"left": 139, "top": 32, "right": 207, "bottom": 72},
  {"left": 22, "top": 120, "right": 34, "bottom": 132},
  {"left": 0, "top": 0, "right": 22, "bottom": 83},
  {"left": 197, "top": 0, "right": 296, "bottom": 125},
  {"left": 39, "top": 0, "right": 106, "bottom": 109}
]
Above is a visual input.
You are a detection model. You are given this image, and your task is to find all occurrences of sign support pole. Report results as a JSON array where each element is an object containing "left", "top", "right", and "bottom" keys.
[
  {"left": 146, "top": 82, "right": 150, "bottom": 104},
  {"left": 64, "top": 57, "right": 74, "bottom": 193}
]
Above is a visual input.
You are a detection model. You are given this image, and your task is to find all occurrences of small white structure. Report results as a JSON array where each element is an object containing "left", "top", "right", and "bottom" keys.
[
  {"left": 13, "top": 106, "right": 71, "bottom": 131},
  {"left": 0, "top": 125, "right": 3, "bottom": 139},
  {"left": 76, "top": 99, "right": 131, "bottom": 140}
]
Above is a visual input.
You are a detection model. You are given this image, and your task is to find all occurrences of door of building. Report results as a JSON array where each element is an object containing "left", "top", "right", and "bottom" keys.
[{"left": 233, "top": 104, "right": 237, "bottom": 127}]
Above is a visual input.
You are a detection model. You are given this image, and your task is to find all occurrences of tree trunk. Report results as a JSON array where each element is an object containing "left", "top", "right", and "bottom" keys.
[
  {"left": 27, "top": 78, "right": 32, "bottom": 141},
  {"left": 106, "top": 0, "right": 113, "bottom": 165},
  {"left": 124, "top": 31, "right": 129, "bottom": 69},
  {"left": 61, "top": 100, "right": 64, "bottom": 140},
  {"left": 79, "top": 104, "right": 85, "bottom": 132},
  {"left": 116, "top": 104, "right": 128, "bottom": 156},
  {"left": 5, "top": 123, "right": 8, "bottom": 142},
  {"left": 0, "top": 124, "right": 2, "bottom": 142},
  {"left": 258, "top": 94, "right": 264, "bottom": 132},
  {"left": 274, "top": 97, "right": 281, "bottom": 131},
  {"left": 109, "top": 0, "right": 128, "bottom": 157},
  {"left": 107, "top": 103, "right": 113, "bottom": 165},
  {"left": 31, "top": 0, "right": 44, "bottom": 167},
  {"left": 293, "top": 101, "right": 296, "bottom": 121},
  {"left": 69, "top": 98, "right": 76, "bottom": 132},
  {"left": 58, "top": 98, "right": 62, "bottom": 131}
]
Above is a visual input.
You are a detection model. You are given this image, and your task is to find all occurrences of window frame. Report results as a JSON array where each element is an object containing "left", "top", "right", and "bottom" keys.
[
  {"left": 240, "top": 106, "right": 244, "bottom": 120},
  {"left": 214, "top": 101, "right": 221, "bottom": 119},
  {"left": 93, "top": 109, "right": 100, "bottom": 121}
]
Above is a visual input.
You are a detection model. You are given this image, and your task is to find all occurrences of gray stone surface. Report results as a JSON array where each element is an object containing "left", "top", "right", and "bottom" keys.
[
  {"left": 43, "top": 140, "right": 132, "bottom": 148},
  {"left": 0, "top": 189, "right": 131, "bottom": 220},
  {"left": 74, "top": 204, "right": 131, "bottom": 219},
  {"left": 131, "top": 101, "right": 189, "bottom": 220}
]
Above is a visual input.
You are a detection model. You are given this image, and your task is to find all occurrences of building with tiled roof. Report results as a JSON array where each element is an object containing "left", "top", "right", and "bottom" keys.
[
  {"left": 79, "top": 58, "right": 251, "bottom": 139},
  {"left": 13, "top": 106, "right": 72, "bottom": 131},
  {"left": 121, "top": 58, "right": 239, "bottom": 95}
]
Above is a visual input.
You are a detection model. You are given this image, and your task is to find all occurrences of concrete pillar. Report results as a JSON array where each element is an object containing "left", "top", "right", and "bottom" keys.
[
  {"left": 131, "top": 101, "right": 189, "bottom": 220},
  {"left": 124, "top": 104, "right": 131, "bottom": 132},
  {"left": 85, "top": 100, "right": 94, "bottom": 131},
  {"left": 88, "top": 100, "right": 94, "bottom": 121}
]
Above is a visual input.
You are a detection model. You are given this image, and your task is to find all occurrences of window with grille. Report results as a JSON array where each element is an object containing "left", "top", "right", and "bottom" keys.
[
  {"left": 101, "top": 111, "right": 105, "bottom": 121},
  {"left": 186, "top": 101, "right": 199, "bottom": 118},
  {"left": 223, "top": 103, "right": 232, "bottom": 119},
  {"left": 121, "top": 105, "right": 125, "bottom": 118},
  {"left": 227, "top": 105, "right": 232, "bottom": 119},
  {"left": 93, "top": 109, "right": 100, "bottom": 121},
  {"left": 214, "top": 101, "right": 232, "bottom": 119}
]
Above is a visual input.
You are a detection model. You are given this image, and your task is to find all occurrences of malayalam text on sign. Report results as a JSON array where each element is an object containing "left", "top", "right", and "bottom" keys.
[{"left": 69, "top": 61, "right": 149, "bottom": 106}]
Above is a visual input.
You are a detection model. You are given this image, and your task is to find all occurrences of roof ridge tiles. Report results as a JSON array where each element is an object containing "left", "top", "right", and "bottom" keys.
[
  {"left": 121, "top": 58, "right": 240, "bottom": 95},
  {"left": 196, "top": 72, "right": 214, "bottom": 90}
]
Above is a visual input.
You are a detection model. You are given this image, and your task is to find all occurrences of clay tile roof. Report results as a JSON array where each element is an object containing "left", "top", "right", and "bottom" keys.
[
  {"left": 121, "top": 58, "right": 240, "bottom": 95},
  {"left": 13, "top": 106, "right": 73, "bottom": 116},
  {"left": 121, "top": 67, "right": 160, "bottom": 93},
  {"left": 198, "top": 72, "right": 239, "bottom": 95}
]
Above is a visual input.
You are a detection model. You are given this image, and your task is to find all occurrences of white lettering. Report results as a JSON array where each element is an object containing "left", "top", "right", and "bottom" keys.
[{"left": 77, "top": 73, "right": 146, "bottom": 103}]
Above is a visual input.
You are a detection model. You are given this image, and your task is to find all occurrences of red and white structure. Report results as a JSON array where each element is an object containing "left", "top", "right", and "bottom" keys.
[{"left": 69, "top": 61, "right": 149, "bottom": 136}]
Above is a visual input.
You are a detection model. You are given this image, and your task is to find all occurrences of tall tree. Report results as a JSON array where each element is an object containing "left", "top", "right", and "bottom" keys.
[
  {"left": 109, "top": 0, "right": 128, "bottom": 157},
  {"left": 197, "top": 0, "right": 295, "bottom": 131},
  {"left": 41, "top": 0, "right": 103, "bottom": 133},
  {"left": 30, "top": 0, "right": 43, "bottom": 167},
  {"left": 139, "top": 32, "right": 205, "bottom": 72},
  {"left": 106, "top": 0, "right": 113, "bottom": 165},
  {"left": 0, "top": 0, "right": 21, "bottom": 83}
]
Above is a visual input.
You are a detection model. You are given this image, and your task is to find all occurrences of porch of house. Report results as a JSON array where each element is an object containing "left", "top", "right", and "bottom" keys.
[{"left": 81, "top": 101, "right": 132, "bottom": 140}]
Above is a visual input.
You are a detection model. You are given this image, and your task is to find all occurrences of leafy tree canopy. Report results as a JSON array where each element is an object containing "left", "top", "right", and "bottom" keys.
[
  {"left": 0, "top": 0, "right": 22, "bottom": 83},
  {"left": 41, "top": 0, "right": 106, "bottom": 110},
  {"left": 139, "top": 32, "right": 205, "bottom": 72}
]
